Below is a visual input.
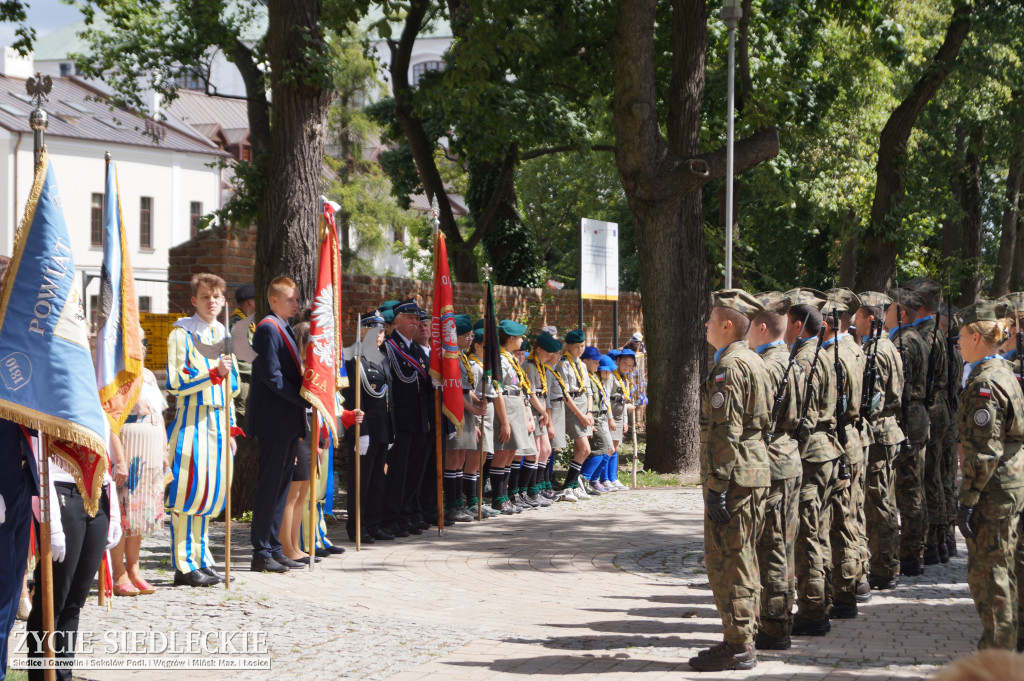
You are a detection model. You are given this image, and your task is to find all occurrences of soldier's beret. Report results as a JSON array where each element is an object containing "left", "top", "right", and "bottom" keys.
[
  {"left": 379, "top": 299, "right": 401, "bottom": 311},
  {"left": 535, "top": 332, "right": 563, "bottom": 353},
  {"left": 755, "top": 291, "right": 791, "bottom": 315},
  {"left": 997, "top": 292, "right": 1024, "bottom": 316},
  {"left": 824, "top": 288, "right": 861, "bottom": 316},
  {"left": 957, "top": 300, "right": 1009, "bottom": 327},
  {"left": 887, "top": 288, "right": 924, "bottom": 311},
  {"left": 234, "top": 284, "right": 255, "bottom": 302},
  {"left": 906, "top": 278, "right": 942, "bottom": 299},
  {"left": 712, "top": 288, "right": 764, "bottom": 320},
  {"left": 564, "top": 329, "right": 586, "bottom": 344},
  {"left": 454, "top": 314, "right": 473, "bottom": 335},
  {"left": 858, "top": 291, "right": 892, "bottom": 308},
  {"left": 784, "top": 287, "right": 828, "bottom": 310},
  {"left": 381, "top": 309, "right": 396, "bottom": 323},
  {"left": 498, "top": 319, "right": 527, "bottom": 337}
]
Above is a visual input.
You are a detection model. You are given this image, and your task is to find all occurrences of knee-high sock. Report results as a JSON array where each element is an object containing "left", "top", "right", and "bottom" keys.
[
  {"left": 456, "top": 471, "right": 466, "bottom": 503},
  {"left": 563, "top": 460, "right": 583, "bottom": 488},
  {"left": 464, "top": 473, "right": 480, "bottom": 504},
  {"left": 483, "top": 453, "right": 493, "bottom": 480},
  {"left": 508, "top": 460, "right": 522, "bottom": 496},
  {"left": 581, "top": 454, "right": 602, "bottom": 481},
  {"left": 608, "top": 451, "right": 619, "bottom": 481},
  {"left": 443, "top": 470, "right": 460, "bottom": 510},
  {"left": 524, "top": 461, "right": 539, "bottom": 494}
]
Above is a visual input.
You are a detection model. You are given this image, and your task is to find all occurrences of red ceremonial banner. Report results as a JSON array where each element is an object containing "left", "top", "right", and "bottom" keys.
[
  {"left": 300, "top": 202, "right": 341, "bottom": 441},
  {"left": 430, "top": 233, "right": 465, "bottom": 434}
]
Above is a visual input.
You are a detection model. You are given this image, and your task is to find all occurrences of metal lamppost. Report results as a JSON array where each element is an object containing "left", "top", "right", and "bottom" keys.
[{"left": 721, "top": 0, "right": 742, "bottom": 289}]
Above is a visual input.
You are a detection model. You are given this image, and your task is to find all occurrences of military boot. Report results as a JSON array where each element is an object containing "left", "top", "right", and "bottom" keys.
[
  {"left": 855, "top": 580, "right": 872, "bottom": 603},
  {"left": 753, "top": 631, "right": 791, "bottom": 650},
  {"left": 946, "top": 535, "right": 958, "bottom": 557},
  {"left": 922, "top": 545, "right": 941, "bottom": 565},
  {"left": 867, "top": 573, "right": 898, "bottom": 590},
  {"left": 900, "top": 557, "right": 924, "bottom": 576},
  {"left": 688, "top": 641, "right": 757, "bottom": 672},
  {"left": 938, "top": 541, "right": 949, "bottom": 563},
  {"left": 791, "top": 615, "right": 830, "bottom": 636},
  {"left": 831, "top": 602, "right": 857, "bottom": 619}
]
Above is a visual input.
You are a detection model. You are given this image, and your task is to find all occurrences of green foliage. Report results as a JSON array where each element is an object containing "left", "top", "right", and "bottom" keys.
[{"left": 0, "top": 0, "right": 34, "bottom": 54}]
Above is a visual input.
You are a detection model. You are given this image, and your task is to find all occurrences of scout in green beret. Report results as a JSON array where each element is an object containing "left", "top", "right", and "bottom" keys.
[
  {"left": 690, "top": 290, "right": 771, "bottom": 671},
  {"left": 521, "top": 333, "right": 562, "bottom": 505},
  {"left": 556, "top": 328, "right": 596, "bottom": 501},
  {"left": 490, "top": 319, "right": 539, "bottom": 513},
  {"left": 467, "top": 325, "right": 509, "bottom": 518},
  {"left": 954, "top": 300, "right": 1024, "bottom": 650}
]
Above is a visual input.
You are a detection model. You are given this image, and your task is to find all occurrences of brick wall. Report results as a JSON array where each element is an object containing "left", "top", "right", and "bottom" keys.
[{"left": 169, "top": 227, "right": 643, "bottom": 352}]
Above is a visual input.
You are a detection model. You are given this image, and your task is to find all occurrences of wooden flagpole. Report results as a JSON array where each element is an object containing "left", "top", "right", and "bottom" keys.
[
  {"left": 477, "top": 264, "right": 492, "bottom": 521},
  {"left": 309, "top": 412, "right": 318, "bottom": 571},
  {"left": 223, "top": 305, "right": 232, "bottom": 587},
  {"left": 631, "top": 409, "right": 639, "bottom": 489},
  {"left": 354, "top": 314, "right": 363, "bottom": 551},
  {"left": 38, "top": 434, "right": 56, "bottom": 681},
  {"left": 432, "top": 198, "right": 444, "bottom": 535}
]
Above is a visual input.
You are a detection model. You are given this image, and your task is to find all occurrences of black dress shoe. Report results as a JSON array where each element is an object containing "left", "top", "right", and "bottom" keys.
[
  {"left": 200, "top": 567, "right": 235, "bottom": 583},
  {"left": 325, "top": 544, "right": 346, "bottom": 554},
  {"left": 290, "top": 556, "right": 322, "bottom": 565},
  {"left": 250, "top": 557, "right": 288, "bottom": 573},
  {"left": 412, "top": 519, "right": 431, "bottom": 531},
  {"left": 315, "top": 548, "right": 331, "bottom": 558},
  {"left": 174, "top": 569, "right": 217, "bottom": 587},
  {"left": 348, "top": 534, "right": 375, "bottom": 545},
  {"left": 390, "top": 525, "right": 410, "bottom": 538},
  {"left": 275, "top": 556, "right": 305, "bottom": 569},
  {"left": 404, "top": 524, "right": 423, "bottom": 535},
  {"left": 369, "top": 528, "right": 394, "bottom": 541}
]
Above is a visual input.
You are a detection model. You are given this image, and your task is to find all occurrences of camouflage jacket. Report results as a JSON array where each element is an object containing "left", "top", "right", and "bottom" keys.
[
  {"left": 792, "top": 335, "right": 842, "bottom": 463},
  {"left": 865, "top": 335, "right": 905, "bottom": 446},
  {"left": 700, "top": 340, "right": 772, "bottom": 492},
  {"left": 915, "top": 316, "right": 950, "bottom": 431},
  {"left": 757, "top": 341, "right": 802, "bottom": 481},
  {"left": 891, "top": 324, "right": 930, "bottom": 446},
  {"left": 830, "top": 333, "right": 865, "bottom": 466},
  {"left": 958, "top": 357, "right": 1024, "bottom": 506}
]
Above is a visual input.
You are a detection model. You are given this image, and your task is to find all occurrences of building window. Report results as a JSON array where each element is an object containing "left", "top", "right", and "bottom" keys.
[
  {"left": 90, "top": 193, "right": 103, "bottom": 246},
  {"left": 138, "top": 296, "right": 152, "bottom": 313},
  {"left": 240, "top": 145, "right": 251, "bottom": 161},
  {"left": 173, "top": 70, "right": 203, "bottom": 91},
  {"left": 89, "top": 294, "right": 99, "bottom": 331},
  {"left": 393, "top": 226, "right": 404, "bottom": 243},
  {"left": 60, "top": 62, "right": 72, "bottom": 77},
  {"left": 190, "top": 202, "right": 203, "bottom": 237},
  {"left": 139, "top": 197, "right": 153, "bottom": 249},
  {"left": 412, "top": 60, "right": 444, "bottom": 84}
]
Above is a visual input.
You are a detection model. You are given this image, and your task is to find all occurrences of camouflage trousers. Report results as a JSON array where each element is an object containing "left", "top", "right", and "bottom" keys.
[
  {"left": 942, "top": 421, "right": 959, "bottom": 543},
  {"left": 796, "top": 458, "right": 838, "bottom": 621},
  {"left": 865, "top": 442, "right": 900, "bottom": 580},
  {"left": 704, "top": 485, "right": 766, "bottom": 645},
  {"left": 755, "top": 475, "right": 800, "bottom": 639},
  {"left": 828, "top": 459, "right": 865, "bottom": 607},
  {"left": 894, "top": 444, "right": 927, "bottom": 561},
  {"left": 924, "top": 403, "right": 950, "bottom": 547},
  {"left": 965, "top": 487, "right": 1024, "bottom": 650}
]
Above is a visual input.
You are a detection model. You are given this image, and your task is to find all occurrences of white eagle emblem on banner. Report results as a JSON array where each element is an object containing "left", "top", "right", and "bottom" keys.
[{"left": 310, "top": 285, "right": 335, "bottom": 369}]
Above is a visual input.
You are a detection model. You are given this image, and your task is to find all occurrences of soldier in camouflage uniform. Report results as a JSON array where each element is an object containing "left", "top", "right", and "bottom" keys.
[
  {"left": 822, "top": 289, "right": 867, "bottom": 618},
  {"left": 997, "top": 294, "right": 1024, "bottom": 650},
  {"left": 690, "top": 289, "right": 771, "bottom": 672},
  {"left": 853, "top": 293, "right": 905, "bottom": 590},
  {"left": 907, "top": 279, "right": 952, "bottom": 566},
  {"left": 783, "top": 289, "right": 840, "bottom": 636},
  {"left": 938, "top": 302, "right": 962, "bottom": 557},
  {"left": 955, "top": 300, "right": 1024, "bottom": 651},
  {"left": 886, "top": 288, "right": 930, "bottom": 577},
  {"left": 748, "top": 292, "right": 802, "bottom": 650}
]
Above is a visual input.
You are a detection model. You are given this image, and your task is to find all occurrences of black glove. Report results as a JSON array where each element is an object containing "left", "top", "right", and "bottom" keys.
[
  {"left": 957, "top": 504, "right": 976, "bottom": 540},
  {"left": 705, "top": 490, "right": 731, "bottom": 525}
]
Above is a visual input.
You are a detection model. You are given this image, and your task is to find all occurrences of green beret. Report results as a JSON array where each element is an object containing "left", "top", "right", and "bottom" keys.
[
  {"left": 498, "top": 319, "right": 527, "bottom": 337},
  {"left": 473, "top": 328, "right": 484, "bottom": 343},
  {"left": 520, "top": 339, "right": 532, "bottom": 353},
  {"left": 381, "top": 309, "right": 395, "bottom": 323},
  {"left": 454, "top": 314, "right": 473, "bottom": 335},
  {"left": 823, "top": 288, "right": 861, "bottom": 316},
  {"left": 755, "top": 291, "right": 791, "bottom": 316},
  {"left": 858, "top": 291, "right": 892, "bottom": 308},
  {"left": 997, "top": 293, "right": 1024, "bottom": 316},
  {"left": 535, "top": 332, "right": 563, "bottom": 353},
  {"left": 379, "top": 300, "right": 400, "bottom": 311},
  {"left": 712, "top": 288, "right": 764, "bottom": 320},
  {"left": 473, "top": 318, "right": 485, "bottom": 331},
  {"left": 785, "top": 287, "right": 828, "bottom": 310},
  {"left": 887, "top": 288, "right": 924, "bottom": 311},
  {"left": 564, "top": 329, "right": 586, "bottom": 344},
  {"left": 957, "top": 299, "right": 1009, "bottom": 326},
  {"left": 906, "top": 278, "right": 941, "bottom": 299}
]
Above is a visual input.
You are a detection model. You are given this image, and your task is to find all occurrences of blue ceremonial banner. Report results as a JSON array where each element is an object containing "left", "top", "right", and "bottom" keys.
[
  {"left": 95, "top": 158, "right": 143, "bottom": 432},
  {"left": 0, "top": 150, "right": 108, "bottom": 513}
]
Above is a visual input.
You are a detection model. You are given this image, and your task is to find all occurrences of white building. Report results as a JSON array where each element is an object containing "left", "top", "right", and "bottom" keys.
[{"left": 0, "top": 49, "right": 228, "bottom": 318}]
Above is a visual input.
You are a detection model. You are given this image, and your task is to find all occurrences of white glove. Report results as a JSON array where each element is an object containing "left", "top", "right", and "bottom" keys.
[
  {"left": 358, "top": 435, "right": 370, "bottom": 456},
  {"left": 105, "top": 480, "right": 122, "bottom": 550},
  {"left": 51, "top": 528, "right": 66, "bottom": 563},
  {"left": 0, "top": 493, "right": 6, "bottom": 524}
]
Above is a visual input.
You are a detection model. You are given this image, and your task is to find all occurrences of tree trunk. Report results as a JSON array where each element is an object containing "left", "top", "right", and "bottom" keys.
[
  {"left": 839, "top": 209, "right": 858, "bottom": 288},
  {"left": 254, "top": 0, "right": 332, "bottom": 316},
  {"left": 857, "top": 3, "right": 974, "bottom": 292},
  {"left": 958, "top": 128, "right": 985, "bottom": 306},
  {"left": 612, "top": 0, "right": 778, "bottom": 474},
  {"left": 992, "top": 130, "right": 1023, "bottom": 296}
]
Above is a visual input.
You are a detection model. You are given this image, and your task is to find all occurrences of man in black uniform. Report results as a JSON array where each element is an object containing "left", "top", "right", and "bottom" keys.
[
  {"left": 343, "top": 312, "right": 395, "bottom": 543},
  {"left": 381, "top": 299, "right": 433, "bottom": 537}
]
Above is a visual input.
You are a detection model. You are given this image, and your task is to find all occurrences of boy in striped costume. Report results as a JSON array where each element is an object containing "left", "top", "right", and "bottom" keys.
[{"left": 166, "top": 273, "right": 240, "bottom": 587}]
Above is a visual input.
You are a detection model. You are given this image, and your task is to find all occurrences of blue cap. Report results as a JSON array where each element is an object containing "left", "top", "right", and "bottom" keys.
[
  {"left": 394, "top": 299, "right": 424, "bottom": 316},
  {"left": 361, "top": 311, "right": 385, "bottom": 327},
  {"left": 617, "top": 348, "right": 636, "bottom": 358},
  {"left": 598, "top": 355, "right": 617, "bottom": 372},
  {"left": 580, "top": 345, "right": 601, "bottom": 361},
  {"left": 607, "top": 349, "right": 622, "bottom": 360}
]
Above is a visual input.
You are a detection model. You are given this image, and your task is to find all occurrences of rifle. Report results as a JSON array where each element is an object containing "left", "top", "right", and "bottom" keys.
[
  {"left": 859, "top": 318, "right": 881, "bottom": 428},
  {"left": 831, "top": 308, "right": 851, "bottom": 480},
  {"left": 795, "top": 324, "right": 826, "bottom": 448},
  {"left": 924, "top": 284, "right": 942, "bottom": 408},
  {"left": 894, "top": 290, "right": 913, "bottom": 455},
  {"left": 945, "top": 274, "right": 959, "bottom": 410},
  {"left": 765, "top": 308, "right": 812, "bottom": 444}
]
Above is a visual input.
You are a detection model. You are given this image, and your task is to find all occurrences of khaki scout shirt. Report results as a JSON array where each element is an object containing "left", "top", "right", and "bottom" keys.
[
  {"left": 757, "top": 341, "right": 802, "bottom": 481},
  {"left": 958, "top": 357, "right": 1024, "bottom": 506},
  {"left": 700, "top": 340, "right": 772, "bottom": 492},
  {"left": 792, "top": 335, "right": 842, "bottom": 463}
]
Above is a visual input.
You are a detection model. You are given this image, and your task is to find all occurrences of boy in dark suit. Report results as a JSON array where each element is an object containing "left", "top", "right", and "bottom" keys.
[{"left": 248, "top": 276, "right": 305, "bottom": 572}]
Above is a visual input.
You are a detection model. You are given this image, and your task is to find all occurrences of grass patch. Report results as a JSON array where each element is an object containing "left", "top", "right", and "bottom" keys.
[{"left": 7, "top": 670, "right": 28, "bottom": 681}]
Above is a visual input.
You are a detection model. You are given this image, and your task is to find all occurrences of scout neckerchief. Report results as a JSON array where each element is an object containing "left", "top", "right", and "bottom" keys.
[
  {"left": 500, "top": 347, "right": 532, "bottom": 392},
  {"left": 258, "top": 315, "right": 300, "bottom": 371},
  {"left": 386, "top": 335, "right": 429, "bottom": 382},
  {"left": 561, "top": 350, "right": 585, "bottom": 389},
  {"left": 589, "top": 370, "right": 609, "bottom": 411},
  {"left": 527, "top": 353, "right": 548, "bottom": 395},
  {"left": 544, "top": 360, "right": 569, "bottom": 394},
  {"left": 458, "top": 349, "right": 474, "bottom": 381},
  {"left": 612, "top": 368, "right": 631, "bottom": 401}
]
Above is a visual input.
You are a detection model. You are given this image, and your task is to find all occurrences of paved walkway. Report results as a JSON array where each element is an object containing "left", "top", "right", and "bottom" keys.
[{"left": 9, "top": 487, "right": 980, "bottom": 680}]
